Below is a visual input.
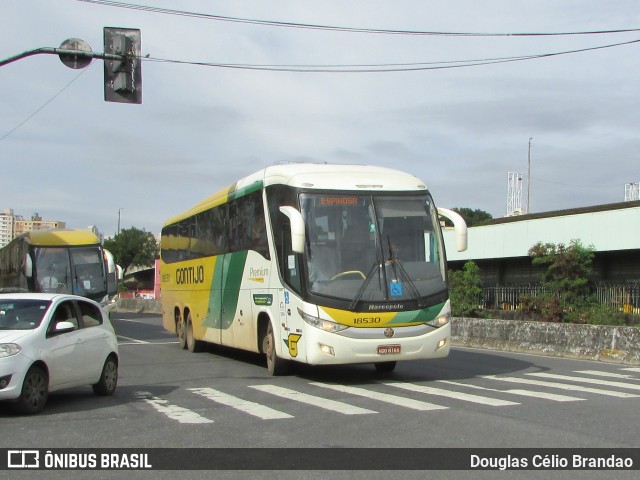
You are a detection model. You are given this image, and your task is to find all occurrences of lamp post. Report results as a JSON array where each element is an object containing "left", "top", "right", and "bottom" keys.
[{"left": 117, "top": 208, "right": 124, "bottom": 236}]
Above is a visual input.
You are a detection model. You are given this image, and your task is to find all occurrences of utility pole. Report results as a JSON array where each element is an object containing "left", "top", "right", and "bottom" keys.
[
  {"left": 0, "top": 28, "right": 142, "bottom": 104},
  {"left": 527, "top": 137, "right": 533, "bottom": 213}
]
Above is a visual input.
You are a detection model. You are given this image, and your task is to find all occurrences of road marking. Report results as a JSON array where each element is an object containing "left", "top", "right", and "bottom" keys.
[
  {"left": 249, "top": 385, "right": 376, "bottom": 415},
  {"left": 575, "top": 370, "right": 639, "bottom": 380},
  {"left": 117, "top": 335, "right": 149, "bottom": 344},
  {"left": 190, "top": 387, "right": 292, "bottom": 420},
  {"left": 135, "top": 391, "right": 213, "bottom": 424},
  {"left": 437, "top": 380, "right": 582, "bottom": 402},
  {"left": 621, "top": 367, "right": 640, "bottom": 373},
  {"left": 481, "top": 375, "right": 639, "bottom": 398},
  {"left": 527, "top": 372, "right": 640, "bottom": 391},
  {"left": 310, "top": 382, "right": 447, "bottom": 411},
  {"left": 118, "top": 340, "right": 179, "bottom": 346},
  {"left": 384, "top": 382, "right": 520, "bottom": 406}
]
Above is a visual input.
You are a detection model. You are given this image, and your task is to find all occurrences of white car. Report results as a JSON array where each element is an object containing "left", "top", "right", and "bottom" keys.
[{"left": 0, "top": 293, "right": 119, "bottom": 414}]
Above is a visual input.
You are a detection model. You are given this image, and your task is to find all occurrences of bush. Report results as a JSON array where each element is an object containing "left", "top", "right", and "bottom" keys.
[{"left": 449, "top": 261, "right": 482, "bottom": 317}]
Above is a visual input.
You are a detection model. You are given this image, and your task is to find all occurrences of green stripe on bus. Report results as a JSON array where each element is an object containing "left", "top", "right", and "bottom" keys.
[
  {"left": 387, "top": 302, "right": 446, "bottom": 324},
  {"left": 203, "top": 251, "right": 249, "bottom": 330}
]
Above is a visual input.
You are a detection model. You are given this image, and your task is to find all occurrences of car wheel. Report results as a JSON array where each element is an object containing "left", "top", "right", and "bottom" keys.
[
  {"left": 263, "top": 322, "right": 289, "bottom": 376},
  {"left": 14, "top": 365, "right": 48, "bottom": 414},
  {"left": 92, "top": 355, "right": 118, "bottom": 396}
]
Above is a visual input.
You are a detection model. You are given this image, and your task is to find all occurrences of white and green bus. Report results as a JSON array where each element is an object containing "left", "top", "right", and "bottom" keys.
[{"left": 160, "top": 164, "right": 467, "bottom": 374}]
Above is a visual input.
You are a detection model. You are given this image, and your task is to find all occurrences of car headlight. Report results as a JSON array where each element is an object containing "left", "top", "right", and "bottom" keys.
[
  {"left": 0, "top": 343, "right": 22, "bottom": 358},
  {"left": 426, "top": 314, "right": 450, "bottom": 328},
  {"left": 298, "top": 308, "right": 349, "bottom": 333}
]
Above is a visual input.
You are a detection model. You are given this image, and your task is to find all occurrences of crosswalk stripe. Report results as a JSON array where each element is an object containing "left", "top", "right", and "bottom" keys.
[
  {"left": 528, "top": 372, "right": 640, "bottom": 391},
  {"left": 621, "top": 367, "right": 640, "bottom": 373},
  {"left": 310, "top": 382, "right": 448, "bottom": 411},
  {"left": 438, "top": 380, "right": 583, "bottom": 402},
  {"left": 384, "top": 382, "right": 520, "bottom": 406},
  {"left": 189, "top": 387, "right": 293, "bottom": 419},
  {"left": 249, "top": 385, "right": 376, "bottom": 415},
  {"left": 575, "top": 370, "right": 639, "bottom": 380},
  {"left": 481, "top": 375, "right": 639, "bottom": 398},
  {"left": 135, "top": 391, "right": 214, "bottom": 424}
]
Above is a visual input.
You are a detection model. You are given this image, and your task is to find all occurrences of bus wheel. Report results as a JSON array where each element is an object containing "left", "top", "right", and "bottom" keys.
[
  {"left": 185, "top": 314, "right": 204, "bottom": 353},
  {"left": 177, "top": 318, "right": 187, "bottom": 350},
  {"left": 374, "top": 361, "right": 396, "bottom": 374},
  {"left": 263, "top": 323, "right": 289, "bottom": 376}
]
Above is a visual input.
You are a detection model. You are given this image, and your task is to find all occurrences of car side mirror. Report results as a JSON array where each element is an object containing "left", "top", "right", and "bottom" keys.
[{"left": 54, "top": 321, "right": 76, "bottom": 333}]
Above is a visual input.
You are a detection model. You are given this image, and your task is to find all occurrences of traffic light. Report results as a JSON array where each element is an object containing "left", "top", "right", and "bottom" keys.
[{"left": 103, "top": 27, "right": 142, "bottom": 104}]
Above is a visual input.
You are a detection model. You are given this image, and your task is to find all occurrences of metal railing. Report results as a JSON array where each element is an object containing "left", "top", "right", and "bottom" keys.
[{"left": 479, "top": 282, "right": 640, "bottom": 314}]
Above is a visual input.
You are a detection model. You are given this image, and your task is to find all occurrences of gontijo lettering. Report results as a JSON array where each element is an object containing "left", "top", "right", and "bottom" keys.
[{"left": 175, "top": 266, "right": 205, "bottom": 284}]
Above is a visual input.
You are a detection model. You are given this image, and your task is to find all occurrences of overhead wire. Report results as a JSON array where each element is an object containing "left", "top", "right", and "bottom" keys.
[{"left": 76, "top": 0, "right": 640, "bottom": 38}]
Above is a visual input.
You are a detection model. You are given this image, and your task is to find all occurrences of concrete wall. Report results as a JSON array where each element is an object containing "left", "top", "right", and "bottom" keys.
[{"left": 112, "top": 299, "right": 640, "bottom": 365}]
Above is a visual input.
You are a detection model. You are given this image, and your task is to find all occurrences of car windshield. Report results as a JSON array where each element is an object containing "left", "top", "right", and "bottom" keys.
[
  {"left": 0, "top": 299, "right": 51, "bottom": 330},
  {"left": 301, "top": 193, "right": 447, "bottom": 307}
]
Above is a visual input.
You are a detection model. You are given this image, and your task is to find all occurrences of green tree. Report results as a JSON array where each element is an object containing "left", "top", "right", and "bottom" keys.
[
  {"left": 528, "top": 239, "right": 595, "bottom": 322},
  {"left": 449, "top": 261, "right": 482, "bottom": 317},
  {"left": 104, "top": 227, "right": 159, "bottom": 276},
  {"left": 452, "top": 208, "right": 493, "bottom": 227}
]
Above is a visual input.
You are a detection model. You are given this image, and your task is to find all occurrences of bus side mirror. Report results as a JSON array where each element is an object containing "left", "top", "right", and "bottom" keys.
[
  {"left": 23, "top": 254, "right": 33, "bottom": 278},
  {"left": 437, "top": 208, "right": 468, "bottom": 252},
  {"left": 279, "top": 206, "right": 305, "bottom": 254}
]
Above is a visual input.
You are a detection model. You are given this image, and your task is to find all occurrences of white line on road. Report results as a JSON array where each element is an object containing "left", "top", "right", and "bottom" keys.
[
  {"left": 527, "top": 372, "right": 640, "bottom": 391},
  {"left": 249, "top": 385, "right": 376, "bottom": 415},
  {"left": 384, "top": 382, "right": 520, "bottom": 406},
  {"left": 190, "top": 387, "right": 293, "bottom": 420},
  {"left": 310, "top": 382, "right": 448, "bottom": 411},
  {"left": 437, "top": 380, "right": 582, "bottom": 403},
  {"left": 481, "top": 375, "right": 639, "bottom": 398},
  {"left": 575, "top": 370, "right": 640, "bottom": 380},
  {"left": 134, "top": 391, "right": 214, "bottom": 424}
]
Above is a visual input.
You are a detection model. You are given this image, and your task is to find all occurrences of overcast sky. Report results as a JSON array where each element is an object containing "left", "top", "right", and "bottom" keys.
[{"left": 2, "top": 0, "right": 639, "bottom": 237}]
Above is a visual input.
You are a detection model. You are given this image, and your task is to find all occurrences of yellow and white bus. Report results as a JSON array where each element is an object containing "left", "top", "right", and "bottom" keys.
[
  {"left": 0, "top": 229, "right": 118, "bottom": 305},
  {"left": 160, "top": 164, "right": 467, "bottom": 374}
]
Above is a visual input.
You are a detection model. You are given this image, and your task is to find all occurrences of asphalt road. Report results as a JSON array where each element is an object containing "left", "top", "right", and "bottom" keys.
[{"left": 2, "top": 312, "right": 639, "bottom": 479}]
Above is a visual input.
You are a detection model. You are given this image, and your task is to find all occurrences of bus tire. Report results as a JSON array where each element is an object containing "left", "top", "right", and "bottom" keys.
[
  {"left": 374, "top": 361, "right": 396, "bottom": 373},
  {"left": 185, "top": 313, "right": 204, "bottom": 353},
  {"left": 177, "top": 317, "right": 187, "bottom": 350},
  {"left": 263, "top": 322, "right": 289, "bottom": 376}
]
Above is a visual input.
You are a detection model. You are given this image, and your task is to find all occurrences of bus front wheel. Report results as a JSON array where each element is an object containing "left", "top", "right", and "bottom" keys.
[{"left": 263, "top": 323, "right": 289, "bottom": 376}]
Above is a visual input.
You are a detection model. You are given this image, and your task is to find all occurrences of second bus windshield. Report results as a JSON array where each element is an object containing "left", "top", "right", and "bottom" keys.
[{"left": 300, "top": 193, "right": 447, "bottom": 305}]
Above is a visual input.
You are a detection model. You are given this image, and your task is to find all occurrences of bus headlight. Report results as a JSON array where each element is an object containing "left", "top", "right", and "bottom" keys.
[
  {"left": 425, "top": 314, "right": 450, "bottom": 329},
  {"left": 298, "top": 308, "right": 349, "bottom": 333}
]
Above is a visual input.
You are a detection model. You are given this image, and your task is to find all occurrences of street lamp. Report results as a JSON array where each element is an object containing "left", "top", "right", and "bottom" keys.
[{"left": 117, "top": 208, "right": 124, "bottom": 235}]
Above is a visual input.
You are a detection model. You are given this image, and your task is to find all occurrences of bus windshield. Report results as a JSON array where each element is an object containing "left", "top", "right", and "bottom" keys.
[
  {"left": 300, "top": 193, "right": 447, "bottom": 307},
  {"left": 35, "top": 246, "right": 106, "bottom": 297}
]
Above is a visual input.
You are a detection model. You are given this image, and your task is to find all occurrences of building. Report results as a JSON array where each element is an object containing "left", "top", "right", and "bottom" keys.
[
  {"left": 0, "top": 210, "right": 66, "bottom": 248},
  {"left": 443, "top": 200, "right": 640, "bottom": 309},
  {"left": 0, "top": 209, "right": 14, "bottom": 248}
]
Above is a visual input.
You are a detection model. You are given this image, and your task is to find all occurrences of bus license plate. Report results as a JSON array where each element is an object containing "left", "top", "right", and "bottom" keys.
[{"left": 377, "top": 345, "right": 401, "bottom": 355}]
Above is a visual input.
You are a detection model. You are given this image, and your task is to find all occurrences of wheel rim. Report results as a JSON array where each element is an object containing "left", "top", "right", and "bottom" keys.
[
  {"left": 24, "top": 372, "right": 47, "bottom": 409},
  {"left": 104, "top": 360, "right": 118, "bottom": 391}
]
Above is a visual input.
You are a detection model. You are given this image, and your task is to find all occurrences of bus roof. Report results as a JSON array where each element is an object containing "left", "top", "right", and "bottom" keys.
[
  {"left": 164, "top": 164, "right": 428, "bottom": 227},
  {"left": 16, "top": 229, "right": 102, "bottom": 247}
]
